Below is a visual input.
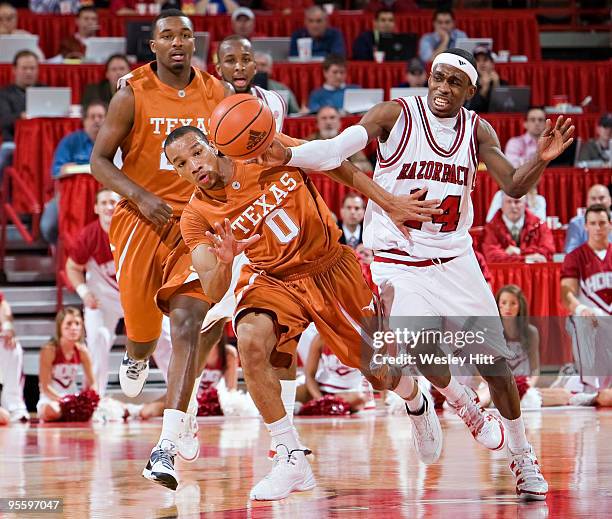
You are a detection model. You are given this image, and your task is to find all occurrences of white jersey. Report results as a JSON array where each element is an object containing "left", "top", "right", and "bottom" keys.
[
  {"left": 364, "top": 96, "right": 480, "bottom": 259},
  {"left": 253, "top": 86, "right": 286, "bottom": 133}
]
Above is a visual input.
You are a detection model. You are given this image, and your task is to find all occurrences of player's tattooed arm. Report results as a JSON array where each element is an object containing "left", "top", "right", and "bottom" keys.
[
  {"left": 479, "top": 116, "right": 574, "bottom": 198},
  {"left": 325, "top": 160, "right": 443, "bottom": 238},
  {"left": 90, "top": 86, "right": 173, "bottom": 227},
  {"left": 192, "top": 219, "right": 260, "bottom": 302}
]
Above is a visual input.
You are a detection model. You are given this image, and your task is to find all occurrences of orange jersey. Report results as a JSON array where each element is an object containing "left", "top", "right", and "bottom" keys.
[
  {"left": 181, "top": 135, "right": 342, "bottom": 278},
  {"left": 120, "top": 64, "right": 225, "bottom": 214}
]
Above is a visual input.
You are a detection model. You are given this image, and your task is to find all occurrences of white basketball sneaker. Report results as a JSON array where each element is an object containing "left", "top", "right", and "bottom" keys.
[
  {"left": 119, "top": 352, "right": 149, "bottom": 398},
  {"left": 177, "top": 412, "right": 200, "bottom": 462},
  {"left": 142, "top": 439, "right": 179, "bottom": 491},
  {"left": 268, "top": 439, "right": 312, "bottom": 460},
  {"left": 250, "top": 446, "right": 316, "bottom": 501},
  {"left": 448, "top": 386, "right": 505, "bottom": 451},
  {"left": 509, "top": 444, "right": 548, "bottom": 500},
  {"left": 405, "top": 388, "right": 443, "bottom": 464}
]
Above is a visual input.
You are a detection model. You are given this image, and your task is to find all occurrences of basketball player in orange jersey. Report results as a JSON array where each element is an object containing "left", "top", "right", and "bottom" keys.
[
  {"left": 165, "top": 125, "right": 444, "bottom": 500},
  {"left": 90, "top": 9, "right": 232, "bottom": 490},
  {"left": 260, "top": 48, "right": 575, "bottom": 500},
  {"left": 213, "top": 34, "right": 308, "bottom": 459}
]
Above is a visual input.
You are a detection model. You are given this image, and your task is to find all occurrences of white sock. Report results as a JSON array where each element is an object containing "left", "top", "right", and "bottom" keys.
[
  {"left": 393, "top": 376, "right": 424, "bottom": 412},
  {"left": 266, "top": 414, "right": 300, "bottom": 452},
  {"left": 501, "top": 415, "right": 529, "bottom": 453},
  {"left": 280, "top": 379, "right": 297, "bottom": 422},
  {"left": 157, "top": 409, "right": 185, "bottom": 447},
  {"left": 435, "top": 377, "right": 468, "bottom": 406}
]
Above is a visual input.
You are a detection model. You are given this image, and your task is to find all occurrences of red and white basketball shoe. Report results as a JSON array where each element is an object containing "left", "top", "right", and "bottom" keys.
[
  {"left": 509, "top": 444, "right": 548, "bottom": 500},
  {"left": 447, "top": 386, "right": 506, "bottom": 451}
]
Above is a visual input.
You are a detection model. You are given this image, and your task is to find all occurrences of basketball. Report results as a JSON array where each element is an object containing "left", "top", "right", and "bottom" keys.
[{"left": 209, "top": 94, "right": 276, "bottom": 160}]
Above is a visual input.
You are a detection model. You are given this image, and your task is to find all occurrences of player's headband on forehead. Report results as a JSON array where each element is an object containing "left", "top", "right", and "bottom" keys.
[{"left": 431, "top": 52, "right": 478, "bottom": 86}]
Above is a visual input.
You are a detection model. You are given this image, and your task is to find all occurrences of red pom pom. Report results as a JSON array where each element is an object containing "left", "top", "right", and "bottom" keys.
[
  {"left": 59, "top": 388, "right": 100, "bottom": 422},
  {"left": 514, "top": 376, "right": 530, "bottom": 400},
  {"left": 196, "top": 385, "right": 223, "bottom": 416},
  {"left": 298, "top": 395, "right": 351, "bottom": 416}
]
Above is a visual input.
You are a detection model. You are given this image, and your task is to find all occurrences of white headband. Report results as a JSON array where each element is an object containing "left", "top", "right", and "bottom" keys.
[{"left": 431, "top": 52, "right": 478, "bottom": 86}]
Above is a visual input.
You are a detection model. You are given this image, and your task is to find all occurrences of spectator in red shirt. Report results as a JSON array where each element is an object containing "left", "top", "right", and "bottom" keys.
[
  {"left": 56, "top": 6, "right": 99, "bottom": 60},
  {"left": 482, "top": 193, "right": 554, "bottom": 263}
]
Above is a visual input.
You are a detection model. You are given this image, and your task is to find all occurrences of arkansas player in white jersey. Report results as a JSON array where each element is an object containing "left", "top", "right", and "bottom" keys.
[
  {"left": 65, "top": 188, "right": 172, "bottom": 395},
  {"left": 262, "top": 48, "right": 575, "bottom": 501},
  {"left": 561, "top": 204, "right": 612, "bottom": 391}
]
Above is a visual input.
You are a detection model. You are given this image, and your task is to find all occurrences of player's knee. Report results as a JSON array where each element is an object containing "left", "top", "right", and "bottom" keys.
[
  {"left": 237, "top": 332, "right": 269, "bottom": 370},
  {"left": 169, "top": 313, "right": 203, "bottom": 349}
]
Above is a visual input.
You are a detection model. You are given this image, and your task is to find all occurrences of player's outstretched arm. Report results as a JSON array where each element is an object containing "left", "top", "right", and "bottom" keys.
[
  {"left": 479, "top": 116, "right": 574, "bottom": 198},
  {"left": 90, "top": 86, "right": 173, "bottom": 227},
  {"left": 325, "top": 160, "right": 443, "bottom": 238},
  {"left": 259, "top": 102, "right": 401, "bottom": 170},
  {"left": 192, "top": 219, "right": 260, "bottom": 303}
]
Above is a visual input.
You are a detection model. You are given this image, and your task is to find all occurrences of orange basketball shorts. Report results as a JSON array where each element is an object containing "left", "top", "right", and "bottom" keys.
[
  {"left": 233, "top": 245, "right": 379, "bottom": 370},
  {"left": 109, "top": 200, "right": 211, "bottom": 343}
]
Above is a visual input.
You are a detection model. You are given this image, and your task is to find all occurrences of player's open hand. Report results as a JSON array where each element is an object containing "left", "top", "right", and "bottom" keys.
[
  {"left": 256, "top": 137, "right": 290, "bottom": 168},
  {"left": 206, "top": 218, "right": 260, "bottom": 264},
  {"left": 387, "top": 188, "right": 443, "bottom": 238},
  {"left": 136, "top": 191, "right": 173, "bottom": 227},
  {"left": 537, "top": 115, "right": 575, "bottom": 163}
]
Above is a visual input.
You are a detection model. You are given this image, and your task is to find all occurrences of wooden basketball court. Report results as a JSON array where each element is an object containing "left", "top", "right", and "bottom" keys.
[{"left": 1, "top": 408, "right": 611, "bottom": 518}]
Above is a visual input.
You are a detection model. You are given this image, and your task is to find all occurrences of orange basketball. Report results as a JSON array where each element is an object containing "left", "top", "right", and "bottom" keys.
[{"left": 209, "top": 94, "right": 276, "bottom": 160}]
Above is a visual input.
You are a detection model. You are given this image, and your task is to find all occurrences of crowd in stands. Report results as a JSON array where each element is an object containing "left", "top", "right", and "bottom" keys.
[{"left": 0, "top": 2, "right": 611, "bottom": 422}]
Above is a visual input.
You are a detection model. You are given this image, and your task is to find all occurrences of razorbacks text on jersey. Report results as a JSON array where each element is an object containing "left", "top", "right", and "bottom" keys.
[{"left": 364, "top": 95, "right": 480, "bottom": 260}]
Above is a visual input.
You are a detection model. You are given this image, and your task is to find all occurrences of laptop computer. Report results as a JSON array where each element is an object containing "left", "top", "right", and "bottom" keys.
[
  {"left": 26, "top": 87, "right": 72, "bottom": 118},
  {"left": 455, "top": 37, "right": 493, "bottom": 55},
  {"left": 390, "top": 87, "right": 428, "bottom": 100},
  {"left": 343, "top": 88, "right": 384, "bottom": 114},
  {"left": 84, "top": 37, "right": 127, "bottom": 64},
  {"left": 194, "top": 32, "right": 210, "bottom": 63},
  {"left": 550, "top": 139, "right": 579, "bottom": 167},
  {"left": 0, "top": 34, "right": 40, "bottom": 63},
  {"left": 251, "top": 37, "right": 291, "bottom": 62},
  {"left": 126, "top": 21, "right": 155, "bottom": 62},
  {"left": 489, "top": 86, "right": 531, "bottom": 113},
  {"left": 376, "top": 33, "right": 418, "bottom": 62}
]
